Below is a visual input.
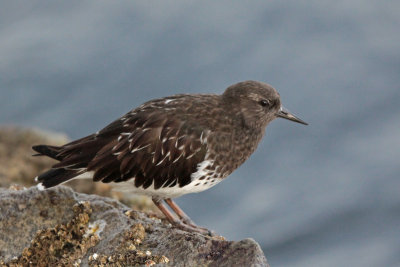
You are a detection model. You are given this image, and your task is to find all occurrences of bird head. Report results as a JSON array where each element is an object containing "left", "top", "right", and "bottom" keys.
[{"left": 223, "top": 80, "right": 307, "bottom": 129}]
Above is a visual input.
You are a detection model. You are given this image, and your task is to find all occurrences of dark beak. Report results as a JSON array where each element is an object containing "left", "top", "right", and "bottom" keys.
[{"left": 276, "top": 106, "right": 308, "bottom": 125}]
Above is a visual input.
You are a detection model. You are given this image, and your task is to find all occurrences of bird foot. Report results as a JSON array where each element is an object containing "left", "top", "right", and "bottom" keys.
[
  {"left": 152, "top": 197, "right": 215, "bottom": 236},
  {"left": 181, "top": 218, "right": 213, "bottom": 234},
  {"left": 172, "top": 220, "right": 215, "bottom": 236}
]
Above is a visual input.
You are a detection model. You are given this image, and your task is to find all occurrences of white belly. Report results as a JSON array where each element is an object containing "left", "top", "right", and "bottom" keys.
[
  {"left": 112, "top": 177, "right": 222, "bottom": 199},
  {"left": 46, "top": 167, "right": 223, "bottom": 199}
]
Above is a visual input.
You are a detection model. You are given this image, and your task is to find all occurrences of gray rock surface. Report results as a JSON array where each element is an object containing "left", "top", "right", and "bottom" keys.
[
  {"left": 0, "top": 126, "right": 157, "bottom": 212},
  {"left": 0, "top": 186, "right": 269, "bottom": 266}
]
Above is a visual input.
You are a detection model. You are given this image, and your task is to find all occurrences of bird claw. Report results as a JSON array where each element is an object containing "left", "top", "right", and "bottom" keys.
[{"left": 172, "top": 220, "right": 214, "bottom": 236}]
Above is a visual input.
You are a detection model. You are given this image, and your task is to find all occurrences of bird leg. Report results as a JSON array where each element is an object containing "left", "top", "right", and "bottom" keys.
[
  {"left": 164, "top": 198, "right": 196, "bottom": 225},
  {"left": 151, "top": 197, "right": 211, "bottom": 235},
  {"left": 165, "top": 198, "right": 212, "bottom": 234}
]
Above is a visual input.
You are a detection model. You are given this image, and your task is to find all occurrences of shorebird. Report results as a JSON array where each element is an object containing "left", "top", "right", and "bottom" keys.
[{"left": 33, "top": 80, "right": 307, "bottom": 235}]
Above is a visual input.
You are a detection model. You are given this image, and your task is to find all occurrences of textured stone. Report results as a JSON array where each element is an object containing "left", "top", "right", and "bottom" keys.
[
  {"left": 0, "top": 186, "right": 268, "bottom": 266},
  {"left": 0, "top": 126, "right": 68, "bottom": 188},
  {"left": 0, "top": 126, "right": 157, "bottom": 212}
]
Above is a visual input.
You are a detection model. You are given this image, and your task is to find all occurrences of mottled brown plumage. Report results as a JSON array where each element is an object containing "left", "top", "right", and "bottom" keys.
[{"left": 33, "top": 80, "right": 307, "bottom": 235}]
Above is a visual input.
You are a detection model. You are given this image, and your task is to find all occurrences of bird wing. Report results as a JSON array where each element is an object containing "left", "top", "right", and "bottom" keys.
[{"left": 85, "top": 109, "right": 210, "bottom": 189}]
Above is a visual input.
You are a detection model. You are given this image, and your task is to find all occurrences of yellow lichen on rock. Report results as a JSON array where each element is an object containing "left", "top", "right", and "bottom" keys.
[
  {"left": 88, "top": 223, "right": 169, "bottom": 267},
  {"left": 3, "top": 201, "right": 99, "bottom": 267}
]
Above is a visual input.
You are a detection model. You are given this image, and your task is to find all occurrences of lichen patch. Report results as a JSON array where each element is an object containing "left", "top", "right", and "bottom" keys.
[
  {"left": 88, "top": 223, "right": 169, "bottom": 267},
  {"left": 2, "top": 201, "right": 99, "bottom": 267}
]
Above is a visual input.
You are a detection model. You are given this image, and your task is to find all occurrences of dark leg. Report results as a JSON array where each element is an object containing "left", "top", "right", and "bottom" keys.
[{"left": 151, "top": 197, "right": 211, "bottom": 235}]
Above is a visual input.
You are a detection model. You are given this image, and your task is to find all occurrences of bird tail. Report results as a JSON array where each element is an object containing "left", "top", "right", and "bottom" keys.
[
  {"left": 32, "top": 134, "right": 100, "bottom": 189},
  {"left": 32, "top": 145, "right": 63, "bottom": 160},
  {"left": 32, "top": 144, "right": 85, "bottom": 189},
  {"left": 35, "top": 168, "right": 81, "bottom": 189}
]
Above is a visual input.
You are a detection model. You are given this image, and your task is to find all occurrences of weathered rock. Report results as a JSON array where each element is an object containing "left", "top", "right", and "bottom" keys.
[
  {"left": 0, "top": 186, "right": 269, "bottom": 266},
  {"left": 0, "top": 126, "right": 157, "bottom": 212},
  {"left": 0, "top": 126, "right": 68, "bottom": 188}
]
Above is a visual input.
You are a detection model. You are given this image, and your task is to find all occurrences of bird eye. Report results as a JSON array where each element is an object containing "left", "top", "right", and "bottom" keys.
[{"left": 259, "top": 99, "right": 270, "bottom": 107}]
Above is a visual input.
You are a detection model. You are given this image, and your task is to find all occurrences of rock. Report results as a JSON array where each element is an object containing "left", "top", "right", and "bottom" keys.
[
  {"left": 0, "top": 126, "right": 68, "bottom": 188},
  {"left": 0, "top": 186, "right": 269, "bottom": 266},
  {"left": 0, "top": 126, "right": 157, "bottom": 212}
]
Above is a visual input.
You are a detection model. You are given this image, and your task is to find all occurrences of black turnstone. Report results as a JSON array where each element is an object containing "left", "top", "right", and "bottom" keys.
[{"left": 33, "top": 80, "right": 307, "bottom": 235}]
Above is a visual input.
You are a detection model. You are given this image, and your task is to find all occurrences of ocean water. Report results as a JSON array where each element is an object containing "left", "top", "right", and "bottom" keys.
[{"left": 1, "top": 1, "right": 400, "bottom": 266}]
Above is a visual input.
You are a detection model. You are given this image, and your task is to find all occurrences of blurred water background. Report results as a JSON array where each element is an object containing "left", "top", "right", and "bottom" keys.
[{"left": 1, "top": 1, "right": 399, "bottom": 266}]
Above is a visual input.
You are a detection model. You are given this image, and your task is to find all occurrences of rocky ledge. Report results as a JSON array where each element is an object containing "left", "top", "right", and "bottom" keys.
[{"left": 0, "top": 186, "right": 268, "bottom": 266}]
